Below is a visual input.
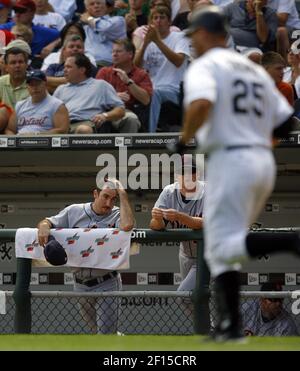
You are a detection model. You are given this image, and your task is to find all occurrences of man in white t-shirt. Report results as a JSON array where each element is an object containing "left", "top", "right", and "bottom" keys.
[
  {"left": 134, "top": 5, "right": 190, "bottom": 132},
  {"left": 33, "top": 0, "right": 66, "bottom": 31}
]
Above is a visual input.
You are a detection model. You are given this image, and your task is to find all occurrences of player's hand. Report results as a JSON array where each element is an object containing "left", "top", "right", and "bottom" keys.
[
  {"left": 166, "top": 139, "right": 188, "bottom": 156},
  {"left": 151, "top": 207, "right": 164, "bottom": 221},
  {"left": 162, "top": 209, "right": 180, "bottom": 222},
  {"left": 38, "top": 225, "right": 50, "bottom": 247},
  {"left": 105, "top": 177, "right": 125, "bottom": 193}
]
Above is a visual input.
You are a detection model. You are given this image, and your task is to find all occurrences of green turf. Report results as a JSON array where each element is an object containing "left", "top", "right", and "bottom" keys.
[{"left": 0, "top": 335, "right": 299, "bottom": 351}]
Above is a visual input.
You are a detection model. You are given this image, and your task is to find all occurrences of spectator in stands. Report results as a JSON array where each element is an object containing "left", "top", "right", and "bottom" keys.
[
  {"left": 243, "top": 282, "right": 298, "bottom": 336},
  {"left": 132, "top": 0, "right": 181, "bottom": 52},
  {"left": 267, "top": 0, "right": 300, "bottom": 62},
  {"left": 223, "top": 0, "right": 278, "bottom": 51},
  {"left": 41, "top": 21, "right": 96, "bottom": 71},
  {"left": 48, "top": 0, "right": 77, "bottom": 22},
  {"left": 262, "top": 51, "right": 294, "bottom": 105},
  {"left": 0, "top": 0, "right": 60, "bottom": 58},
  {"left": 33, "top": 0, "right": 66, "bottom": 31},
  {"left": 80, "top": 0, "right": 127, "bottom": 67},
  {"left": 283, "top": 42, "right": 300, "bottom": 99},
  {"left": 242, "top": 47, "right": 263, "bottom": 64},
  {"left": 11, "top": 24, "right": 33, "bottom": 45},
  {"left": 0, "top": 101, "right": 12, "bottom": 132},
  {"left": 46, "top": 35, "right": 97, "bottom": 93},
  {"left": 134, "top": 5, "right": 190, "bottom": 132},
  {"left": 172, "top": 0, "right": 200, "bottom": 31},
  {"left": 125, "top": 0, "right": 148, "bottom": 38},
  {"left": 0, "top": 0, "right": 12, "bottom": 25},
  {"left": 4, "top": 69, "right": 69, "bottom": 135},
  {"left": 0, "top": 47, "right": 29, "bottom": 109},
  {"left": 96, "top": 38, "right": 152, "bottom": 132},
  {"left": 53, "top": 53, "right": 125, "bottom": 134}
]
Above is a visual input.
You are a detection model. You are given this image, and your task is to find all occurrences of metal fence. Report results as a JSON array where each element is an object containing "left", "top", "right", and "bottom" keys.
[{"left": 1, "top": 291, "right": 299, "bottom": 336}]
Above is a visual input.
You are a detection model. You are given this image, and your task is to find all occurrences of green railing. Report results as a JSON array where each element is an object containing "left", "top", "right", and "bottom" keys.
[{"left": 0, "top": 228, "right": 210, "bottom": 335}]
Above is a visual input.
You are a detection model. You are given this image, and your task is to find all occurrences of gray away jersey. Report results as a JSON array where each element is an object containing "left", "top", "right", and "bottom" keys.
[
  {"left": 243, "top": 299, "right": 298, "bottom": 336},
  {"left": 154, "top": 181, "right": 205, "bottom": 257},
  {"left": 47, "top": 202, "right": 121, "bottom": 278}
]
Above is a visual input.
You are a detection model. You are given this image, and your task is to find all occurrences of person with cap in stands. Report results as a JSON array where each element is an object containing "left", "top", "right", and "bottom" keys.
[
  {"left": 4, "top": 69, "right": 69, "bottom": 134},
  {"left": 0, "top": 0, "right": 12, "bottom": 24},
  {"left": 37, "top": 177, "right": 135, "bottom": 334},
  {"left": 243, "top": 282, "right": 298, "bottom": 336},
  {"left": 0, "top": 0, "right": 60, "bottom": 58},
  {"left": 80, "top": 0, "right": 127, "bottom": 67},
  {"left": 150, "top": 154, "right": 205, "bottom": 316}
]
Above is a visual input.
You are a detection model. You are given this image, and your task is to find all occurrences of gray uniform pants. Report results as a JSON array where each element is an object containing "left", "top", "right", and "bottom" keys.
[{"left": 74, "top": 274, "right": 122, "bottom": 334}]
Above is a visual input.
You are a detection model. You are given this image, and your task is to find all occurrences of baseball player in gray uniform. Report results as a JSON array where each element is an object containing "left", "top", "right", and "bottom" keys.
[
  {"left": 243, "top": 282, "right": 298, "bottom": 337},
  {"left": 150, "top": 155, "right": 204, "bottom": 314},
  {"left": 37, "top": 178, "right": 135, "bottom": 334},
  {"left": 174, "top": 5, "right": 300, "bottom": 341}
]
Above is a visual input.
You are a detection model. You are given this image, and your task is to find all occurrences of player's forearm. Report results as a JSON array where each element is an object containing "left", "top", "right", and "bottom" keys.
[
  {"left": 177, "top": 214, "right": 203, "bottom": 229},
  {"left": 181, "top": 99, "right": 212, "bottom": 144},
  {"left": 118, "top": 191, "right": 135, "bottom": 231}
]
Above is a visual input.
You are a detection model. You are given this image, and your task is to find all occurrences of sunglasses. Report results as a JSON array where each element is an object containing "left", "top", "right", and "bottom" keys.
[{"left": 14, "top": 8, "right": 28, "bottom": 14}]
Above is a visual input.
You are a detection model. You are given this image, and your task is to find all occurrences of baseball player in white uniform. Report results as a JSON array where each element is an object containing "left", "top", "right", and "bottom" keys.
[
  {"left": 150, "top": 155, "right": 205, "bottom": 315},
  {"left": 37, "top": 178, "right": 135, "bottom": 334},
  {"left": 174, "top": 5, "right": 300, "bottom": 341}
]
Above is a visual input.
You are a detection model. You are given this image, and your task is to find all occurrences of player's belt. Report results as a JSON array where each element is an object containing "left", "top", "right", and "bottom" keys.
[
  {"left": 75, "top": 271, "right": 118, "bottom": 287},
  {"left": 225, "top": 145, "right": 270, "bottom": 151}
]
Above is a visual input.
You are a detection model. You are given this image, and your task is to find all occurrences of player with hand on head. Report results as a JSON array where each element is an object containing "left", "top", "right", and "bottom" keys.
[
  {"left": 175, "top": 5, "right": 300, "bottom": 341},
  {"left": 150, "top": 154, "right": 205, "bottom": 315},
  {"left": 37, "top": 177, "right": 135, "bottom": 334}
]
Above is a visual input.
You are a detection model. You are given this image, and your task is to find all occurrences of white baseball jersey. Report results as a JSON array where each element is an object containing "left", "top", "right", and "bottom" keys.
[
  {"left": 184, "top": 48, "right": 293, "bottom": 154},
  {"left": 154, "top": 181, "right": 205, "bottom": 258}
]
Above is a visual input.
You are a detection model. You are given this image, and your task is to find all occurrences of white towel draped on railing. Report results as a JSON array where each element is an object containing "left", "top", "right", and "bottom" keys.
[{"left": 15, "top": 228, "right": 132, "bottom": 270}]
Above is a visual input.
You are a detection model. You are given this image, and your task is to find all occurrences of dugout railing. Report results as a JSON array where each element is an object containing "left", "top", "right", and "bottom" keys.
[
  {"left": 0, "top": 228, "right": 210, "bottom": 335},
  {"left": 0, "top": 290, "right": 299, "bottom": 335},
  {"left": 0, "top": 228, "right": 300, "bottom": 335}
]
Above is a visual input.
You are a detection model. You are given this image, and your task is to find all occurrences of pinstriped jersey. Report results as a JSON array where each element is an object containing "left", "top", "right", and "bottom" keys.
[{"left": 154, "top": 181, "right": 205, "bottom": 258}]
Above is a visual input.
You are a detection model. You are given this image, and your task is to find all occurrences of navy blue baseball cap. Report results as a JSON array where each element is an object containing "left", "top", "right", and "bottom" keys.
[
  {"left": 26, "top": 70, "right": 47, "bottom": 83},
  {"left": 44, "top": 236, "right": 68, "bottom": 266},
  {"left": 261, "top": 282, "right": 282, "bottom": 292},
  {"left": 185, "top": 5, "right": 229, "bottom": 37}
]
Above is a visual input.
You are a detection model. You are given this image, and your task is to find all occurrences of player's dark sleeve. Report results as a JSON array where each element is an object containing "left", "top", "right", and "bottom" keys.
[{"left": 273, "top": 113, "right": 299, "bottom": 139}]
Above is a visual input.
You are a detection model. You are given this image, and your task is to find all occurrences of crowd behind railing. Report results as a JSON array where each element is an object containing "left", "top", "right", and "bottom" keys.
[{"left": 0, "top": 0, "right": 300, "bottom": 135}]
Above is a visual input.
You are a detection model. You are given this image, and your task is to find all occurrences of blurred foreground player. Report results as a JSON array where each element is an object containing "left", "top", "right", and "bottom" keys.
[{"left": 175, "top": 5, "right": 300, "bottom": 341}]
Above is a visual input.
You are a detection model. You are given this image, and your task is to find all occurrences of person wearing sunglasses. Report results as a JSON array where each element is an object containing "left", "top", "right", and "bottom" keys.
[{"left": 243, "top": 282, "right": 298, "bottom": 336}]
